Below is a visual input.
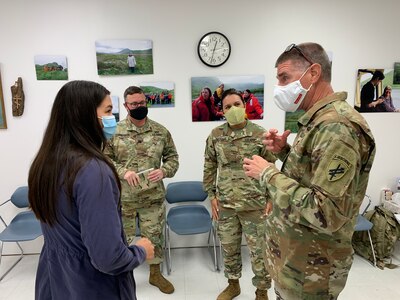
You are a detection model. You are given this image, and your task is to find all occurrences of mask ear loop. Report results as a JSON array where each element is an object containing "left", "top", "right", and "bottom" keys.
[{"left": 298, "top": 65, "right": 314, "bottom": 91}]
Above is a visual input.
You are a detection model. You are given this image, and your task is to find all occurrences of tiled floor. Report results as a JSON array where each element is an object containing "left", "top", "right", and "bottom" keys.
[{"left": 1, "top": 245, "right": 400, "bottom": 300}]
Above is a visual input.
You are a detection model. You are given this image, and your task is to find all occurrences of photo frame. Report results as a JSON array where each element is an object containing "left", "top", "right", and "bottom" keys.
[
  {"left": 0, "top": 70, "right": 7, "bottom": 129},
  {"left": 34, "top": 55, "right": 68, "bottom": 80},
  {"left": 354, "top": 68, "right": 400, "bottom": 113},
  {"left": 191, "top": 75, "right": 264, "bottom": 122},
  {"left": 140, "top": 81, "right": 175, "bottom": 107},
  {"left": 95, "top": 39, "right": 154, "bottom": 76}
]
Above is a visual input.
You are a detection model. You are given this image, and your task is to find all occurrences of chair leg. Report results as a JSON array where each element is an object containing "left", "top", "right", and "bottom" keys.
[
  {"left": 165, "top": 224, "right": 171, "bottom": 275},
  {"left": 367, "top": 230, "right": 377, "bottom": 267},
  {"left": 211, "top": 227, "right": 219, "bottom": 271},
  {"left": 0, "top": 242, "right": 24, "bottom": 282}
]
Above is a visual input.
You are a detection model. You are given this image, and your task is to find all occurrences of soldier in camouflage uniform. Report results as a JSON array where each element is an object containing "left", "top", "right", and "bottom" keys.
[
  {"left": 105, "top": 86, "right": 179, "bottom": 294},
  {"left": 243, "top": 43, "right": 376, "bottom": 299},
  {"left": 203, "top": 89, "right": 275, "bottom": 300}
]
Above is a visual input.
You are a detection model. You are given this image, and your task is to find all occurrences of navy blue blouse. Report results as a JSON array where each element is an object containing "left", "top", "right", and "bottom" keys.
[{"left": 35, "top": 159, "right": 146, "bottom": 300}]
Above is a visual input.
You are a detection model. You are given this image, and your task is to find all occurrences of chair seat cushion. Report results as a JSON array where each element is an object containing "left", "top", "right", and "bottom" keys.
[
  {"left": 0, "top": 211, "right": 42, "bottom": 242},
  {"left": 167, "top": 205, "right": 211, "bottom": 235}
]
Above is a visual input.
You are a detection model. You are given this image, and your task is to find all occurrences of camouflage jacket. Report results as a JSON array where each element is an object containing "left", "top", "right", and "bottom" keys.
[
  {"left": 260, "top": 92, "right": 376, "bottom": 298},
  {"left": 203, "top": 121, "right": 276, "bottom": 211},
  {"left": 105, "top": 117, "right": 179, "bottom": 207}
]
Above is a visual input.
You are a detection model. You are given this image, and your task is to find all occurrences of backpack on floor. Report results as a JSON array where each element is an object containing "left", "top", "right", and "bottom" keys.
[{"left": 352, "top": 206, "right": 400, "bottom": 269}]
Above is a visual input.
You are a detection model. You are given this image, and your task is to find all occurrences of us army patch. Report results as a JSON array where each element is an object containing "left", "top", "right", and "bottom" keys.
[{"left": 327, "top": 155, "right": 350, "bottom": 182}]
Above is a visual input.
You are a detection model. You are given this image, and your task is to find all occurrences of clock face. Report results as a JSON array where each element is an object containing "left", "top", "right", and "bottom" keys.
[{"left": 198, "top": 32, "right": 231, "bottom": 67}]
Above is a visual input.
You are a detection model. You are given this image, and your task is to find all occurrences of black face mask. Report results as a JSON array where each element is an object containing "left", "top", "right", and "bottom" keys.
[{"left": 129, "top": 106, "right": 148, "bottom": 120}]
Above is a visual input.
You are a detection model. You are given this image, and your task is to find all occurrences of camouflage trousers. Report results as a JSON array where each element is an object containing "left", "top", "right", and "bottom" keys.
[
  {"left": 122, "top": 201, "right": 165, "bottom": 265},
  {"left": 217, "top": 208, "right": 271, "bottom": 290},
  {"left": 274, "top": 283, "right": 338, "bottom": 300}
]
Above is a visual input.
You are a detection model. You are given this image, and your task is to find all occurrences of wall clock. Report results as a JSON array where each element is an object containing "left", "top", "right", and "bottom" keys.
[{"left": 197, "top": 31, "right": 231, "bottom": 67}]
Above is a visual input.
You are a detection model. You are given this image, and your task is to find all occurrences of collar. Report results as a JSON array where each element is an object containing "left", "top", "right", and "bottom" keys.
[
  {"left": 222, "top": 120, "right": 253, "bottom": 138},
  {"left": 125, "top": 117, "right": 152, "bottom": 133},
  {"left": 298, "top": 92, "right": 347, "bottom": 126}
]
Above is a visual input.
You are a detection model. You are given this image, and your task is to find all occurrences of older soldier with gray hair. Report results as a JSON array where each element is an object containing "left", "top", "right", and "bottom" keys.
[
  {"left": 203, "top": 89, "right": 275, "bottom": 300},
  {"left": 105, "top": 86, "right": 179, "bottom": 294},
  {"left": 243, "top": 43, "right": 376, "bottom": 299}
]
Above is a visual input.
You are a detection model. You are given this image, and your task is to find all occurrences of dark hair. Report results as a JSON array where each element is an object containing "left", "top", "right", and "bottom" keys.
[
  {"left": 28, "top": 80, "right": 121, "bottom": 225},
  {"left": 124, "top": 86, "right": 144, "bottom": 101},
  {"left": 201, "top": 87, "right": 212, "bottom": 98},
  {"left": 221, "top": 88, "right": 245, "bottom": 106},
  {"left": 245, "top": 89, "right": 251, "bottom": 94},
  {"left": 372, "top": 70, "right": 385, "bottom": 81},
  {"left": 275, "top": 42, "right": 332, "bottom": 82}
]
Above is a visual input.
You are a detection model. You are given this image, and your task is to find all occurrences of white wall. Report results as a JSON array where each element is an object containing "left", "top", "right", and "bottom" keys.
[{"left": 1, "top": 0, "right": 400, "bottom": 253}]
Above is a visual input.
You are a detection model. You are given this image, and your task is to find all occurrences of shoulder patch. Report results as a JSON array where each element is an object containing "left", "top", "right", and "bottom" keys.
[{"left": 327, "top": 155, "right": 350, "bottom": 182}]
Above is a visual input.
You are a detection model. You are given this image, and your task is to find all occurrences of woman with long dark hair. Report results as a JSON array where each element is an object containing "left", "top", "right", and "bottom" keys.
[
  {"left": 192, "top": 86, "right": 223, "bottom": 121},
  {"left": 28, "top": 80, "right": 154, "bottom": 300}
]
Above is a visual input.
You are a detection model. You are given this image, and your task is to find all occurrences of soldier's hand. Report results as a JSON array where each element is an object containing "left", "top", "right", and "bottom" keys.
[
  {"left": 243, "top": 155, "right": 273, "bottom": 179},
  {"left": 135, "top": 237, "right": 155, "bottom": 260},
  {"left": 124, "top": 170, "right": 140, "bottom": 186},
  {"left": 148, "top": 169, "right": 164, "bottom": 182},
  {"left": 264, "top": 201, "right": 273, "bottom": 216},
  {"left": 263, "top": 129, "right": 290, "bottom": 153},
  {"left": 211, "top": 198, "right": 219, "bottom": 220}
]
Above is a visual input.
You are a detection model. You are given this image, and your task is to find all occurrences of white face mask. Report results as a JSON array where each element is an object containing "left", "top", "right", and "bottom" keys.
[{"left": 273, "top": 67, "right": 312, "bottom": 112}]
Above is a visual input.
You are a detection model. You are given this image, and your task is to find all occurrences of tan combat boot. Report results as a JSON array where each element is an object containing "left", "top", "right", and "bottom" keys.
[
  {"left": 255, "top": 288, "right": 269, "bottom": 300},
  {"left": 217, "top": 279, "right": 240, "bottom": 300},
  {"left": 149, "top": 264, "right": 175, "bottom": 294}
]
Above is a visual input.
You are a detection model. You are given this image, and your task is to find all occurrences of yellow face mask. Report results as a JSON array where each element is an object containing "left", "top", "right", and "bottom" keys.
[{"left": 224, "top": 106, "right": 246, "bottom": 125}]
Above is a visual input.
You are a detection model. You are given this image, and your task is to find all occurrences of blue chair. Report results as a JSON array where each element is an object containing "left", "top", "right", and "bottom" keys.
[
  {"left": 165, "top": 181, "right": 219, "bottom": 275},
  {"left": 0, "top": 186, "right": 43, "bottom": 281},
  {"left": 354, "top": 195, "right": 376, "bottom": 267}
]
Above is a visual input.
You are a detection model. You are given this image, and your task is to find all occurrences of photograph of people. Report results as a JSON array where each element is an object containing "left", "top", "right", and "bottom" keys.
[
  {"left": 376, "top": 85, "right": 400, "bottom": 112},
  {"left": 213, "top": 83, "right": 225, "bottom": 111},
  {"left": 127, "top": 54, "right": 136, "bottom": 73},
  {"left": 192, "top": 86, "right": 223, "bottom": 121},
  {"left": 243, "top": 89, "right": 263, "bottom": 119},
  {"left": 203, "top": 88, "right": 276, "bottom": 300},
  {"left": 358, "top": 70, "right": 385, "bottom": 112},
  {"left": 95, "top": 39, "right": 153, "bottom": 76},
  {"left": 191, "top": 76, "right": 264, "bottom": 122},
  {"left": 28, "top": 80, "right": 154, "bottom": 300},
  {"left": 243, "top": 42, "right": 376, "bottom": 299}
]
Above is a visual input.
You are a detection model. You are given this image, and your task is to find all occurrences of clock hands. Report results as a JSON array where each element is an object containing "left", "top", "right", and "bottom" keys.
[{"left": 210, "top": 41, "right": 217, "bottom": 63}]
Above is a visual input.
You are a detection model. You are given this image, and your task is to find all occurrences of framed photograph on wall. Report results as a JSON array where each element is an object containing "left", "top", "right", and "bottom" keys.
[
  {"left": 354, "top": 68, "right": 400, "bottom": 113},
  {"left": 140, "top": 81, "right": 175, "bottom": 107},
  {"left": 95, "top": 39, "right": 153, "bottom": 76},
  {"left": 34, "top": 55, "right": 68, "bottom": 80},
  {"left": 0, "top": 70, "right": 7, "bottom": 129},
  {"left": 191, "top": 75, "right": 264, "bottom": 122}
]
